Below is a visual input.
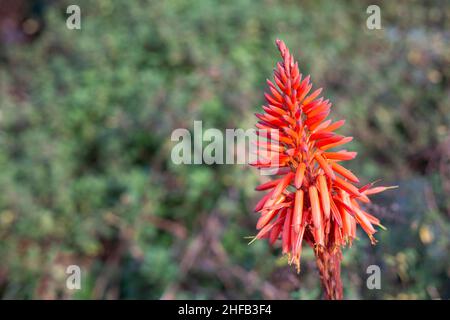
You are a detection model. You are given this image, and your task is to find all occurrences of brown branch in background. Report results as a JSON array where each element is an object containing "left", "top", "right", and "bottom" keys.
[
  {"left": 160, "top": 212, "right": 214, "bottom": 300},
  {"left": 161, "top": 205, "right": 288, "bottom": 300},
  {"left": 145, "top": 215, "right": 188, "bottom": 240},
  {"left": 422, "top": 136, "right": 450, "bottom": 216},
  {"left": 210, "top": 240, "right": 288, "bottom": 299}
]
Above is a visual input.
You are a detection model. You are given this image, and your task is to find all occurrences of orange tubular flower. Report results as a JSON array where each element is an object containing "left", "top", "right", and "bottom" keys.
[{"left": 251, "top": 39, "right": 395, "bottom": 299}]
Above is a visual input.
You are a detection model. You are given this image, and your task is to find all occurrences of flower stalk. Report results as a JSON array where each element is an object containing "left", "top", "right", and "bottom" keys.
[{"left": 316, "top": 247, "right": 343, "bottom": 300}]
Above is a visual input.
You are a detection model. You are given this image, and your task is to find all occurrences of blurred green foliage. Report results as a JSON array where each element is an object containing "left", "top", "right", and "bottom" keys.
[{"left": 0, "top": 0, "right": 449, "bottom": 299}]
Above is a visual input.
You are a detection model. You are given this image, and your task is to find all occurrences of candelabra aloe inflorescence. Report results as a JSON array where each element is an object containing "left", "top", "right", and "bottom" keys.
[{"left": 250, "top": 39, "right": 395, "bottom": 299}]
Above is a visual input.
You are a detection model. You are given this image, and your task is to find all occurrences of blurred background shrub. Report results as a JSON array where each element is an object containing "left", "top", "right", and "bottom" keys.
[{"left": 0, "top": 0, "right": 449, "bottom": 299}]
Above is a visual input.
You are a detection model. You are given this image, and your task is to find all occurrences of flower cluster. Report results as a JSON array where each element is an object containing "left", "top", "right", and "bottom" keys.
[{"left": 251, "top": 39, "right": 394, "bottom": 272}]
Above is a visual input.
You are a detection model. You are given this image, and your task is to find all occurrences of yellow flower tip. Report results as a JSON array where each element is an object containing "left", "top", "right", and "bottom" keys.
[
  {"left": 386, "top": 185, "right": 399, "bottom": 190},
  {"left": 246, "top": 236, "right": 257, "bottom": 245},
  {"left": 378, "top": 223, "right": 387, "bottom": 231}
]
